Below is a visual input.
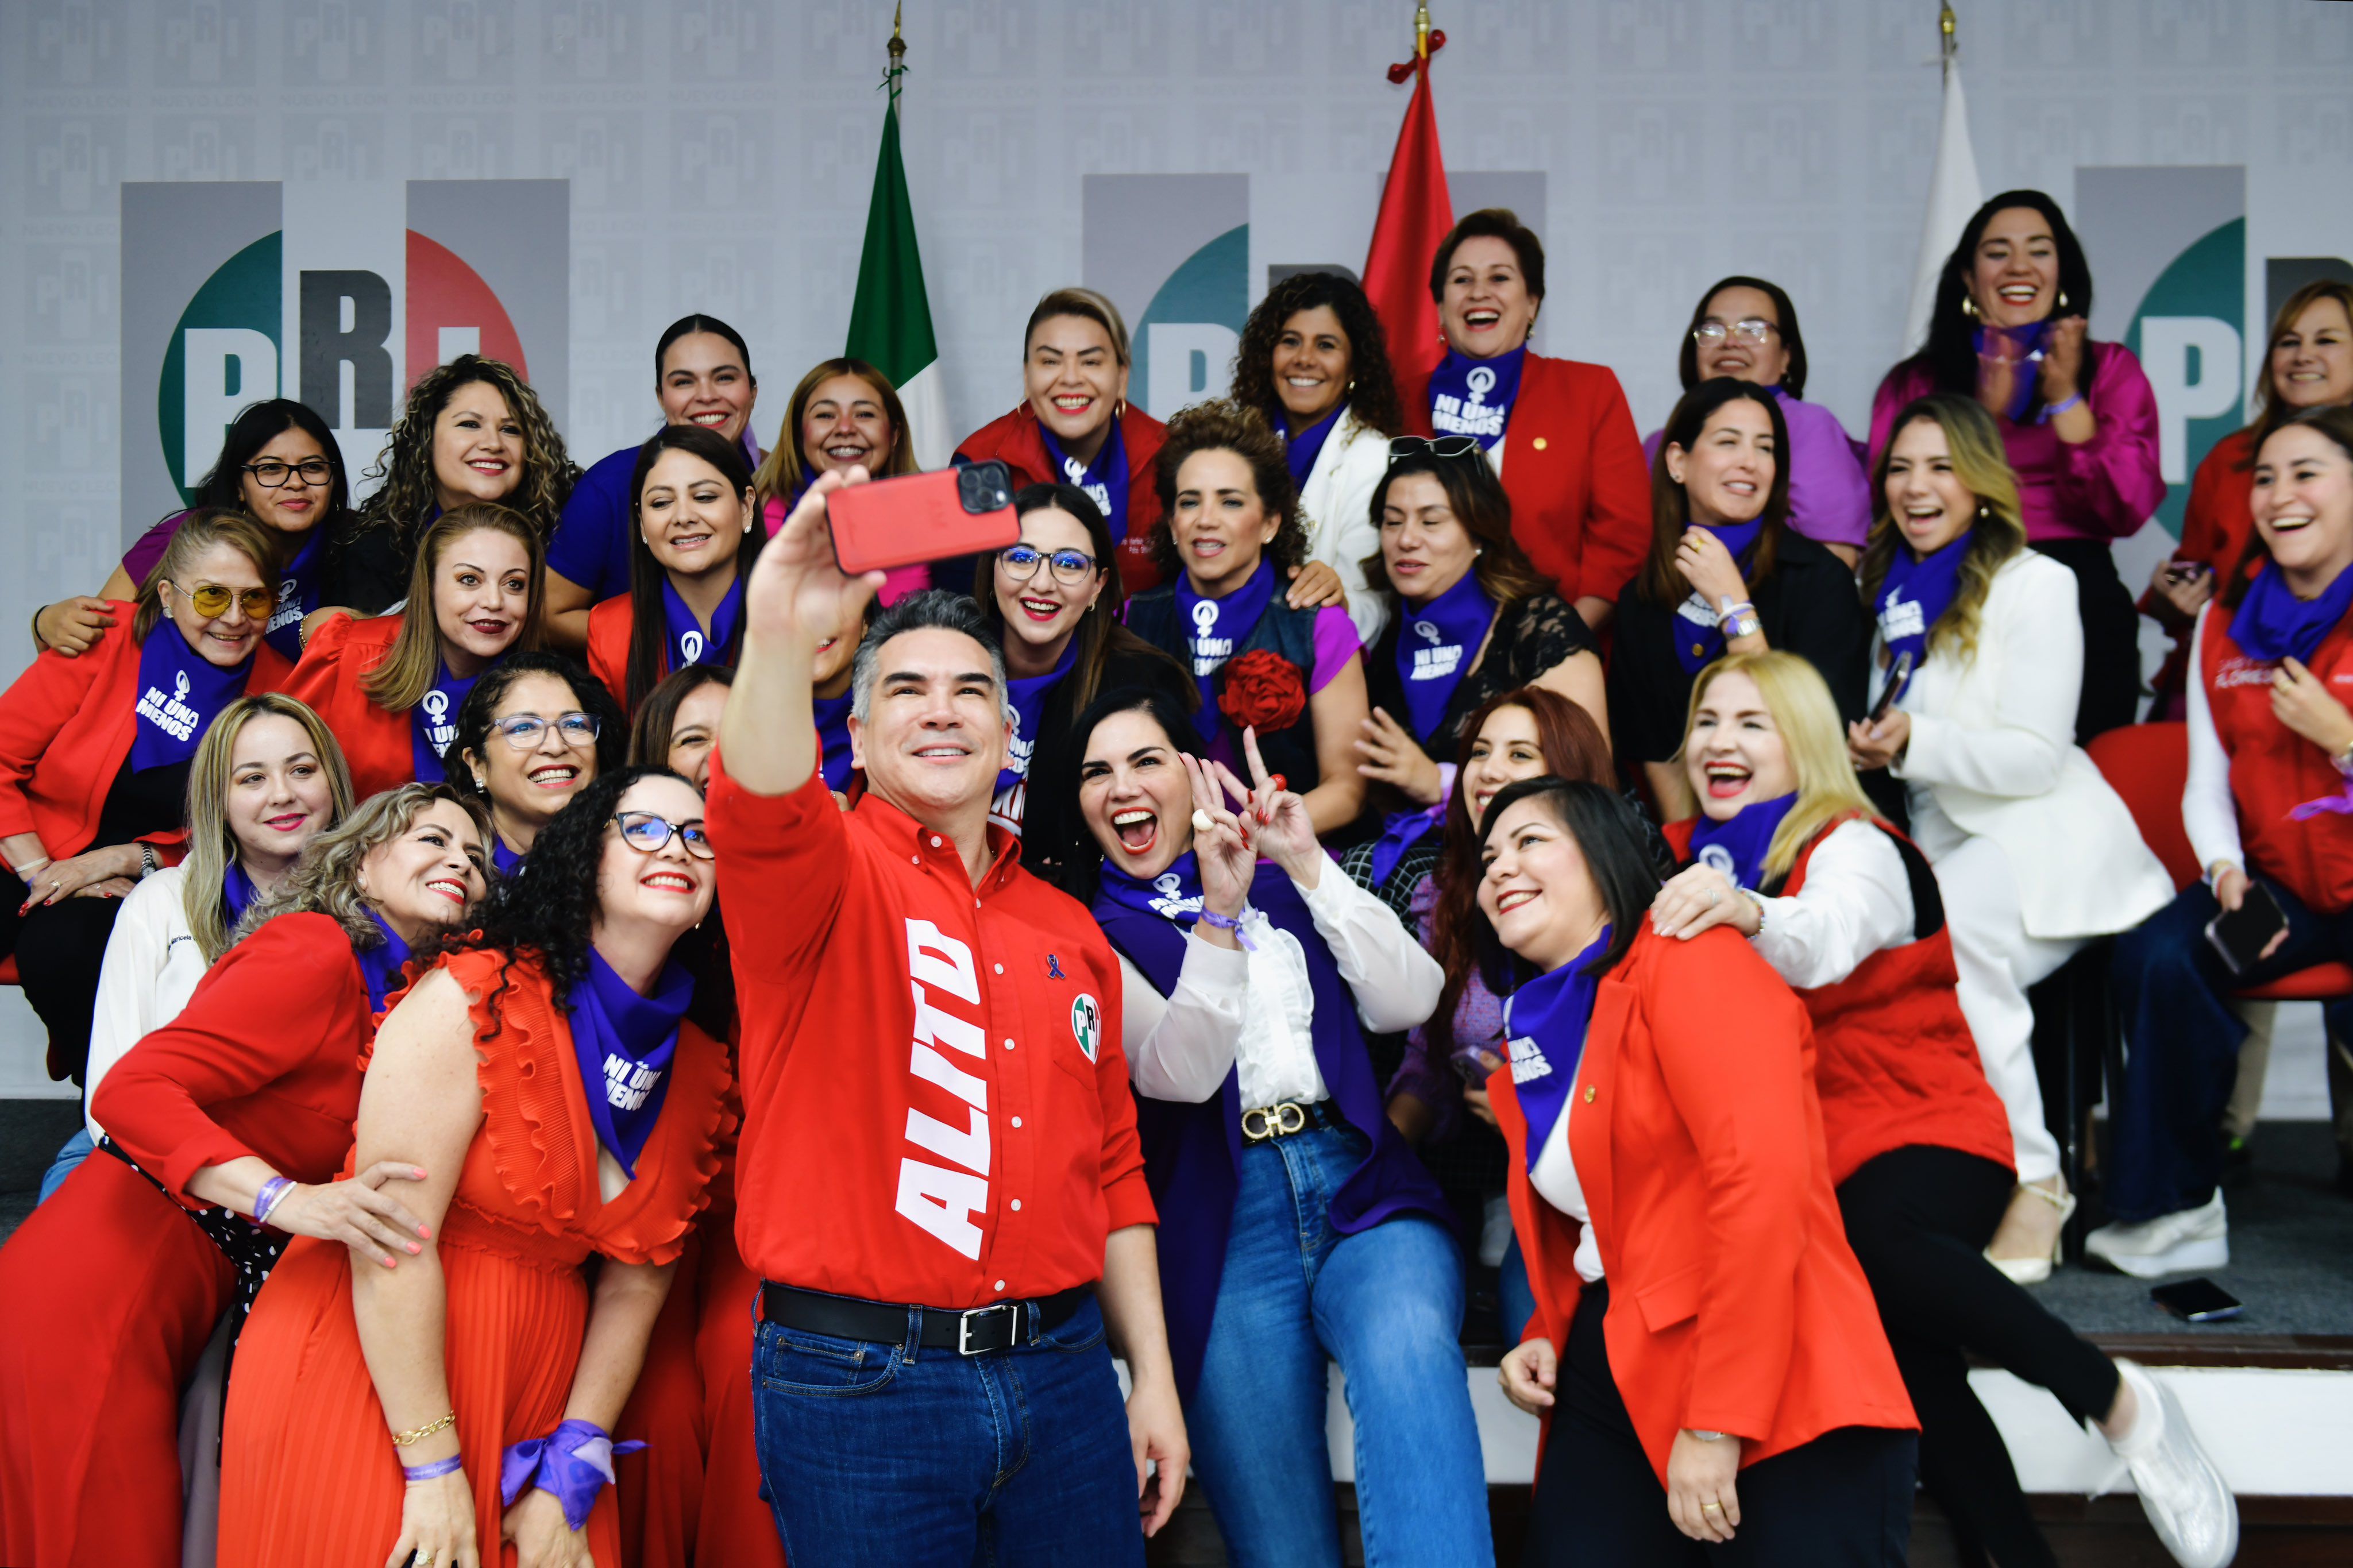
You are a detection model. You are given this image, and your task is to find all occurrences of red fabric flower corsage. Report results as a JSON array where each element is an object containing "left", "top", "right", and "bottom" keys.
[{"left": 1217, "top": 650, "right": 1309, "bottom": 733}]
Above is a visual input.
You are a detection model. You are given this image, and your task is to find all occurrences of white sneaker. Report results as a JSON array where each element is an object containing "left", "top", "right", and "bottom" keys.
[
  {"left": 2103, "top": 1360, "right": 2239, "bottom": 1568},
  {"left": 2084, "top": 1191, "right": 2228, "bottom": 1279}
]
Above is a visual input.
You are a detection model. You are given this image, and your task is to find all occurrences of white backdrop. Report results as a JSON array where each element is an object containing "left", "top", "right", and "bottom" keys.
[{"left": 2, "top": 0, "right": 2352, "bottom": 1091}]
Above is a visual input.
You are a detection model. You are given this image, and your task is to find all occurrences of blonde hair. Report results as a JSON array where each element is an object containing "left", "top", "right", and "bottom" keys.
[
  {"left": 183, "top": 694, "right": 356, "bottom": 961},
  {"left": 1025, "top": 287, "right": 1132, "bottom": 366},
  {"left": 751, "top": 357, "right": 919, "bottom": 516},
  {"left": 1859, "top": 393, "right": 2027, "bottom": 667},
  {"left": 360, "top": 503, "right": 546, "bottom": 712},
  {"left": 133, "top": 509, "right": 282, "bottom": 643},
  {"left": 236, "top": 783, "right": 492, "bottom": 951},
  {"left": 1680, "top": 650, "right": 1881, "bottom": 884}
]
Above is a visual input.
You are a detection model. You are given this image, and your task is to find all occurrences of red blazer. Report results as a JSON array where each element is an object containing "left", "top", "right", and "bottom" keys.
[
  {"left": 91, "top": 912, "right": 374, "bottom": 1199},
  {"left": 1492, "top": 920, "right": 1914, "bottom": 1484},
  {"left": 585, "top": 594, "right": 637, "bottom": 713},
  {"left": 954, "top": 401, "right": 1168, "bottom": 595},
  {"left": 1401, "top": 352, "right": 1652, "bottom": 608},
  {"left": 281, "top": 612, "right": 416, "bottom": 799},
  {"left": 1664, "top": 816, "right": 2013, "bottom": 1185},
  {"left": 0, "top": 605, "right": 292, "bottom": 860}
]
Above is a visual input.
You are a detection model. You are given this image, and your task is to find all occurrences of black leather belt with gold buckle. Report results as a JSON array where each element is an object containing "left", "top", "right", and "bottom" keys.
[{"left": 1241, "top": 1100, "right": 1315, "bottom": 1142}]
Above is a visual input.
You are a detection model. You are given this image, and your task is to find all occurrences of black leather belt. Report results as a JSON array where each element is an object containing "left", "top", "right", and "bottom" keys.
[{"left": 759, "top": 1281, "right": 1094, "bottom": 1357}]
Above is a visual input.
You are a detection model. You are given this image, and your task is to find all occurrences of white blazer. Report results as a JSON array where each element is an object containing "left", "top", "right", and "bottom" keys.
[
  {"left": 82, "top": 866, "right": 211, "bottom": 1146},
  {"left": 1296, "top": 411, "right": 1390, "bottom": 647},
  {"left": 1885, "top": 550, "right": 2173, "bottom": 941}
]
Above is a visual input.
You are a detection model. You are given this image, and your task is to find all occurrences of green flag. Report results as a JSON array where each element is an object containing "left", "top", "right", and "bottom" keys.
[{"left": 846, "top": 63, "right": 949, "bottom": 470}]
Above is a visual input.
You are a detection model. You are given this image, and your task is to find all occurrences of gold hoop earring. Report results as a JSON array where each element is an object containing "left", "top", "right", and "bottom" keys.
[
  {"left": 1961, "top": 295, "right": 1980, "bottom": 320},
  {"left": 1112, "top": 399, "right": 1126, "bottom": 423}
]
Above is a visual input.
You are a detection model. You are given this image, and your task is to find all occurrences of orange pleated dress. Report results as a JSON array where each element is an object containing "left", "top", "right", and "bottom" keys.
[{"left": 216, "top": 949, "right": 732, "bottom": 1568}]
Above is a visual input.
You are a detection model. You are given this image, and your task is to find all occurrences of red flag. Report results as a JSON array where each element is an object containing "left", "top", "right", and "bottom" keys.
[{"left": 1363, "top": 24, "right": 1454, "bottom": 382}]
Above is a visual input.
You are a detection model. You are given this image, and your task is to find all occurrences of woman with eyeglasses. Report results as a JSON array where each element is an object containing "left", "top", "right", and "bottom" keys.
[
  {"left": 956, "top": 288, "right": 1171, "bottom": 594},
  {"left": 1230, "top": 271, "right": 1410, "bottom": 646},
  {"left": 0, "top": 783, "right": 489, "bottom": 1568},
  {"left": 445, "top": 652, "right": 628, "bottom": 874},
  {"left": 1872, "top": 192, "right": 2165, "bottom": 743},
  {"left": 35, "top": 399, "right": 372, "bottom": 662},
  {"left": 583, "top": 424, "right": 766, "bottom": 717},
  {"left": 544, "top": 316, "right": 762, "bottom": 651},
  {"left": 1397, "top": 209, "right": 1650, "bottom": 633},
  {"left": 283, "top": 503, "right": 545, "bottom": 802},
  {"left": 1124, "top": 400, "right": 1372, "bottom": 837},
  {"left": 1612, "top": 379, "right": 1872, "bottom": 822},
  {"left": 1353, "top": 442, "right": 1606, "bottom": 887},
  {"left": 1645, "top": 278, "right": 1871, "bottom": 567},
  {"left": 0, "top": 509, "right": 294, "bottom": 1090},
  {"left": 340, "top": 354, "right": 580, "bottom": 618},
  {"left": 218, "top": 769, "right": 734, "bottom": 1568},
  {"left": 970, "top": 482, "right": 1193, "bottom": 847}
]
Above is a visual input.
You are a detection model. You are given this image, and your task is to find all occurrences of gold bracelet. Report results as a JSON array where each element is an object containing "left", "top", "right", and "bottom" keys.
[{"left": 390, "top": 1411, "right": 456, "bottom": 1447}]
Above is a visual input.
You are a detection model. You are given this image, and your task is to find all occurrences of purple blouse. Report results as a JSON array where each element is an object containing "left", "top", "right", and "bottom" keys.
[
  {"left": 1386, "top": 872, "right": 1507, "bottom": 1144},
  {"left": 1868, "top": 339, "right": 2166, "bottom": 544},
  {"left": 1644, "top": 387, "right": 1872, "bottom": 550}
]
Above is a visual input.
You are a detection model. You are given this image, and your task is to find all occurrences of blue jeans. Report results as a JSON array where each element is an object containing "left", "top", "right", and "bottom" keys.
[
  {"left": 36, "top": 1127, "right": 94, "bottom": 1205},
  {"left": 2110, "top": 874, "right": 2353, "bottom": 1221},
  {"left": 750, "top": 1291, "right": 1144, "bottom": 1567},
  {"left": 1190, "top": 1124, "right": 1492, "bottom": 1568}
]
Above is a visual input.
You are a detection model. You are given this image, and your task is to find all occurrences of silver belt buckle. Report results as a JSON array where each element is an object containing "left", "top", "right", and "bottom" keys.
[
  {"left": 956, "top": 1300, "right": 1022, "bottom": 1355},
  {"left": 1241, "top": 1101, "right": 1311, "bottom": 1142}
]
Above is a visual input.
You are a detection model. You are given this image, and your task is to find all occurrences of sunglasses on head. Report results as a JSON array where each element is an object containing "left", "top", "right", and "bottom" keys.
[
  {"left": 1386, "top": 435, "right": 1483, "bottom": 465},
  {"left": 169, "top": 580, "right": 275, "bottom": 620}
]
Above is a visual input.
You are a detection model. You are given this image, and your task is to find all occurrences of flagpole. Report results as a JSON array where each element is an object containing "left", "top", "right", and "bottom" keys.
[
  {"left": 887, "top": 1, "right": 907, "bottom": 101},
  {"left": 1939, "top": 1, "right": 1957, "bottom": 78}
]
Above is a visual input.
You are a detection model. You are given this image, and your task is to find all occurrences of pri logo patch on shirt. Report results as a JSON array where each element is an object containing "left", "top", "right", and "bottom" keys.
[{"left": 1071, "top": 992, "right": 1101, "bottom": 1064}]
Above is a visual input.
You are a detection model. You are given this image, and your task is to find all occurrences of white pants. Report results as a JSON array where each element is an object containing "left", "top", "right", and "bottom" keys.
[{"left": 1926, "top": 832, "right": 2075, "bottom": 1186}]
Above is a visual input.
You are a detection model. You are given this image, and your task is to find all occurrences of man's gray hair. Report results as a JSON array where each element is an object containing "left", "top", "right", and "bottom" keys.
[{"left": 848, "top": 588, "right": 1009, "bottom": 722}]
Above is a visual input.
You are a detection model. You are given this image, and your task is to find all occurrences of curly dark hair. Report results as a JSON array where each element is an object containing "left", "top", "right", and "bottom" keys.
[
  {"left": 354, "top": 354, "right": 580, "bottom": 557},
  {"left": 446, "top": 651, "right": 629, "bottom": 804},
  {"left": 1230, "top": 272, "right": 1405, "bottom": 441},
  {"left": 444, "top": 764, "right": 732, "bottom": 1041},
  {"left": 1147, "top": 399, "right": 1311, "bottom": 581}
]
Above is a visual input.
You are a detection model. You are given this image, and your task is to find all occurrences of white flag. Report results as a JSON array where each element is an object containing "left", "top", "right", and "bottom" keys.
[{"left": 1903, "top": 56, "right": 1984, "bottom": 357}]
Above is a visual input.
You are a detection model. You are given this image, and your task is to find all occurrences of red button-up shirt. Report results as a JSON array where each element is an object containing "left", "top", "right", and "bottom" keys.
[{"left": 710, "top": 755, "right": 1154, "bottom": 1308}]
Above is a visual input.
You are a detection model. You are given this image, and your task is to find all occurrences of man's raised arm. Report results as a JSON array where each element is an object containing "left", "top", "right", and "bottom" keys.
[{"left": 718, "top": 468, "right": 886, "bottom": 795}]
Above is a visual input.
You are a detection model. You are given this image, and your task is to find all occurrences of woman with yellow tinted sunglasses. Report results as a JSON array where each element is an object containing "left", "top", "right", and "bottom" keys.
[{"left": 0, "top": 508, "right": 296, "bottom": 1090}]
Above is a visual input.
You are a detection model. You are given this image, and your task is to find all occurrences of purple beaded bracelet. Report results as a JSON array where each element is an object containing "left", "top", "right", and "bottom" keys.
[{"left": 403, "top": 1454, "right": 464, "bottom": 1484}]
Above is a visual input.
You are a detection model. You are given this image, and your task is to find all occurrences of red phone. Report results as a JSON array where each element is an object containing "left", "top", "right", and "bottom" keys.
[{"left": 826, "top": 461, "right": 1020, "bottom": 576}]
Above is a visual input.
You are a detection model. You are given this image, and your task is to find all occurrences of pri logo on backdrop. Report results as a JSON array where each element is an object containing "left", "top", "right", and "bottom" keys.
[{"left": 122, "top": 179, "right": 568, "bottom": 547}]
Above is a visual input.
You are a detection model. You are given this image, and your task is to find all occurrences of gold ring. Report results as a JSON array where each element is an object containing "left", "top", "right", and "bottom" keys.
[{"left": 1701, "top": 1502, "right": 1722, "bottom": 1513}]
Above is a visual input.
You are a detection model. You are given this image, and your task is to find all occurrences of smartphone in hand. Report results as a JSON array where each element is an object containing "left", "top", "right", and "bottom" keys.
[
  {"left": 2205, "top": 882, "right": 2287, "bottom": 976},
  {"left": 827, "top": 460, "right": 1019, "bottom": 576},
  {"left": 1870, "top": 652, "right": 1915, "bottom": 724}
]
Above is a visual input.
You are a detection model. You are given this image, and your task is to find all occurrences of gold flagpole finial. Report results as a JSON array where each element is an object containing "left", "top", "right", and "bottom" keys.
[
  {"left": 1415, "top": 2, "right": 1432, "bottom": 60},
  {"left": 884, "top": 1, "right": 907, "bottom": 100},
  {"left": 1939, "top": 2, "right": 1957, "bottom": 61}
]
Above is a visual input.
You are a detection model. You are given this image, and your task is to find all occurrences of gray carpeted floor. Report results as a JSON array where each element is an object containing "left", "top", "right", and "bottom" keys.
[
  {"left": 3, "top": 1098, "right": 2346, "bottom": 1340},
  {"left": 2036, "top": 1118, "right": 2353, "bottom": 1337}
]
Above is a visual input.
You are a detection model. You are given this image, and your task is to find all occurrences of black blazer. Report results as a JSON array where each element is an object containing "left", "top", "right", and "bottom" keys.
[{"left": 1608, "top": 530, "right": 1869, "bottom": 764}]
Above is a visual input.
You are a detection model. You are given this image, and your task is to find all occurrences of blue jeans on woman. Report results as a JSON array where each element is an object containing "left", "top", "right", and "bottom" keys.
[
  {"left": 1190, "top": 1122, "right": 1492, "bottom": 1567},
  {"left": 750, "top": 1292, "right": 1144, "bottom": 1567}
]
